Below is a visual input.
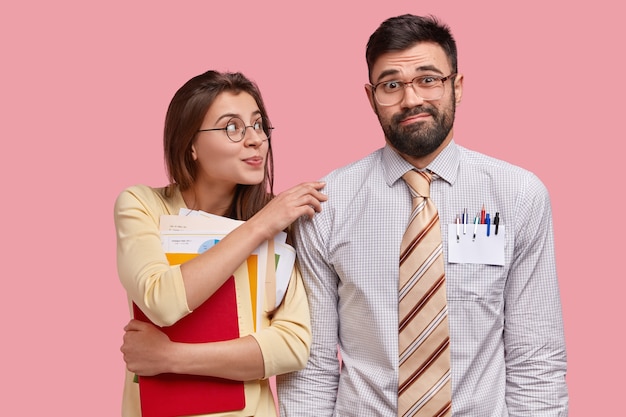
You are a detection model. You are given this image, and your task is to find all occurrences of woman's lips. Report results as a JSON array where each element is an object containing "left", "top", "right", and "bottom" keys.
[{"left": 243, "top": 156, "right": 264, "bottom": 166}]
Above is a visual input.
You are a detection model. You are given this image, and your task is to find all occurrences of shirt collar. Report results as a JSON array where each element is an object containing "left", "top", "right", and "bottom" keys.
[{"left": 382, "top": 140, "right": 460, "bottom": 187}]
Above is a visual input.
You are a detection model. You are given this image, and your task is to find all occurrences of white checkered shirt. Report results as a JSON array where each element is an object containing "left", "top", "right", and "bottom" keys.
[{"left": 277, "top": 141, "right": 568, "bottom": 416}]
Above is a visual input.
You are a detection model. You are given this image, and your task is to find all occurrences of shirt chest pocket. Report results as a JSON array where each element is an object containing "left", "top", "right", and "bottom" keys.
[{"left": 444, "top": 262, "right": 506, "bottom": 304}]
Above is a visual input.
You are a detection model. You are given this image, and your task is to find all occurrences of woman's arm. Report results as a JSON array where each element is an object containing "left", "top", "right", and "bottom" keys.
[
  {"left": 121, "top": 265, "right": 312, "bottom": 380},
  {"left": 122, "top": 319, "right": 265, "bottom": 381},
  {"left": 115, "top": 182, "right": 326, "bottom": 325},
  {"left": 179, "top": 181, "right": 326, "bottom": 310}
]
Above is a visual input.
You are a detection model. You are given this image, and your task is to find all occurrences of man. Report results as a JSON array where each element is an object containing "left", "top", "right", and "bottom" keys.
[{"left": 277, "top": 14, "right": 568, "bottom": 416}]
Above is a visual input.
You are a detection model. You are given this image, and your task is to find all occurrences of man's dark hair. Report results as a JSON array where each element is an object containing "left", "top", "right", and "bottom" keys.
[{"left": 366, "top": 14, "right": 458, "bottom": 81}]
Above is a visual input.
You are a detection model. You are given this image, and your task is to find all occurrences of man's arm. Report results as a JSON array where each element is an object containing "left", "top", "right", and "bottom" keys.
[
  {"left": 503, "top": 177, "right": 568, "bottom": 415},
  {"left": 277, "top": 214, "right": 341, "bottom": 417}
]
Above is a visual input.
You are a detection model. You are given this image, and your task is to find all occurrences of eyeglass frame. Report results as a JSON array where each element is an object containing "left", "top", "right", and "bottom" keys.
[
  {"left": 369, "top": 73, "right": 457, "bottom": 106},
  {"left": 197, "top": 116, "right": 274, "bottom": 143}
]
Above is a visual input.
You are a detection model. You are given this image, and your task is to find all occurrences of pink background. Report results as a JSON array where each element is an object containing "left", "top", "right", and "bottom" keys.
[{"left": 1, "top": 1, "right": 622, "bottom": 415}]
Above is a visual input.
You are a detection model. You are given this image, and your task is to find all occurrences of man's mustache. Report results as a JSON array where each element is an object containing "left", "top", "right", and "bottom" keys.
[{"left": 392, "top": 106, "right": 437, "bottom": 124}]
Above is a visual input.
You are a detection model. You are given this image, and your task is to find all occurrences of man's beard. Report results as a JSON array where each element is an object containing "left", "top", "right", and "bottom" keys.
[{"left": 378, "top": 100, "right": 455, "bottom": 158}]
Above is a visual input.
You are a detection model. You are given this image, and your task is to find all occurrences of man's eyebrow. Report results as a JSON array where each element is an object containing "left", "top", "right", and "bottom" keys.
[
  {"left": 415, "top": 65, "right": 444, "bottom": 75},
  {"left": 374, "top": 65, "right": 445, "bottom": 83},
  {"left": 374, "top": 69, "right": 399, "bottom": 83}
]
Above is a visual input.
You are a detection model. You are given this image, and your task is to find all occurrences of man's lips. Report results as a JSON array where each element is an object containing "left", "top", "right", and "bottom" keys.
[{"left": 399, "top": 112, "right": 431, "bottom": 126}]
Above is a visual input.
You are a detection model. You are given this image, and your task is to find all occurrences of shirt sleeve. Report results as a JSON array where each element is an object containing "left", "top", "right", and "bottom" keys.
[
  {"left": 251, "top": 265, "right": 312, "bottom": 378},
  {"left": 114, "top": 186, "right": 191, "bottom": 326},
  {"left": 503, "top": 175, "right": 569, "bottom": 415},
  {"left": 276, "top": 214, "right": 341, "bottom": 417}
]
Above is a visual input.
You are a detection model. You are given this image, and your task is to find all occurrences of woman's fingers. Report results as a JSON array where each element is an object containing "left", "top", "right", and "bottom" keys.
[
  {"left": 123, "top": 319, "right": 148, "bottom": 332},
  {"left": 249, "top": 181, "right": 327, "bottom": 236}
]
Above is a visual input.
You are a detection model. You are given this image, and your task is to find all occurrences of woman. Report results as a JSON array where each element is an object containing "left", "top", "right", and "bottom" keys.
[{"left": 114, "top": 70, "right": 326, "bottom": 416}]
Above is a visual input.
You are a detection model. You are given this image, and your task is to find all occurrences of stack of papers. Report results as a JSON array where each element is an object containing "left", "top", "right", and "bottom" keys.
[{"left": 160, "top": 208, "right": 296, "bottom": 329}]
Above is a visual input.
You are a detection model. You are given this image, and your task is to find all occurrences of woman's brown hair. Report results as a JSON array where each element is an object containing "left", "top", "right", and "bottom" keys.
[{"left": 163, "top": 70, "right": 274, "bottom": 220}]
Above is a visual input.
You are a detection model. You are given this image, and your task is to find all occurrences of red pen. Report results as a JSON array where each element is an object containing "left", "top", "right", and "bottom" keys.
[{"left": 480, "top": 204, "right": 486, "bottom": 224}]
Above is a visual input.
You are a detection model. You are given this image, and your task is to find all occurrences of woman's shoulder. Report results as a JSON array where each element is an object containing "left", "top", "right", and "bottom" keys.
[
  {"left": 116, "top": 184, "right": 164, "bottom": 205},
  {"left": 114, "top": 184, "right": 182, "bottom": 216}
]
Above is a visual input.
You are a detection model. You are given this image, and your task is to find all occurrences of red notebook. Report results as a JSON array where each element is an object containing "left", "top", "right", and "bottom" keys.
[{"left": 132, "top": 274, "right": 245, "bottom": 417}]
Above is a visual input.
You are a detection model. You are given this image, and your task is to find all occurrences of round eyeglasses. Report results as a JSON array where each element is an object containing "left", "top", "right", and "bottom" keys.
[
  {"left": 370, "top": 73, "right": 456, "bottom": 106},
  {"left": 197, "top": 116, "right": 273, "bottom": 143}
]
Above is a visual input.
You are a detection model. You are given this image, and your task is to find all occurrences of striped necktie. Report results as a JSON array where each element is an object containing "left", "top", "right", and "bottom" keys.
[{"left": 399, "top": 170, "right": 452, "bottom": 417}]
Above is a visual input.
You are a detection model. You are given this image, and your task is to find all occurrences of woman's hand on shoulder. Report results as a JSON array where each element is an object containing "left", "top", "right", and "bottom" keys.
[{"left": 251, "top": 181, "right": 327, "bottom": 239}]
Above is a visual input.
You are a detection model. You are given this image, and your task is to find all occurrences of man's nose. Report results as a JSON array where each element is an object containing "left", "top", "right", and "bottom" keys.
[{"left": 400, "top": 82, "right": 426, "bottom": 108}]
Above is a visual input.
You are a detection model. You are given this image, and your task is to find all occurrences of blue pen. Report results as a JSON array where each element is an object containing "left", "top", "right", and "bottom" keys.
[
  {"left": 485, "top": 213, "right": 491, "bottom": 236},
  {"left": 456, "top": 216, "right": 460, "bottom": 242}
]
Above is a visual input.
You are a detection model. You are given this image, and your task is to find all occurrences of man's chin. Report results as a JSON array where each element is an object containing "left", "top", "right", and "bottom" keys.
[{"left": 388, "top": 135, "right": 445, "bottom": 158}]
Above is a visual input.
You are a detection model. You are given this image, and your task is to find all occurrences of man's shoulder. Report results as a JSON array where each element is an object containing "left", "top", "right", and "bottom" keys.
[
  {"left": 322, "top": 148, "right": 384, "bottom": 182},
  {"left": 309, "top": 149, "right": 387, "bottom": 215},
  {"left": 459, "top": 145, "right": 540, "bottom": 178},
  {"left": 456, "top": 144, "right": 549, "bottom": 196}
]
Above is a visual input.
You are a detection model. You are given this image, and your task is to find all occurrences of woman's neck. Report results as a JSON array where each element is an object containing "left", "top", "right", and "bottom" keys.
[{"left": 181, "top": 183, "right": 236, "bottom": 216}]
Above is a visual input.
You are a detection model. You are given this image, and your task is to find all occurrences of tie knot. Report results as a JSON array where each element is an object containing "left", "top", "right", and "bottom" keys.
[{"left": 402, "top": 170, "right": 431, "bottom": 198}]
